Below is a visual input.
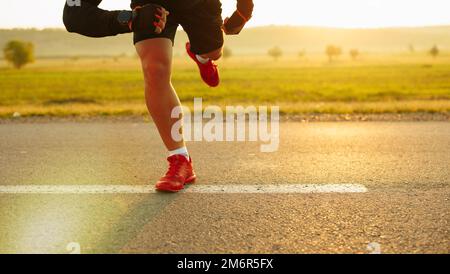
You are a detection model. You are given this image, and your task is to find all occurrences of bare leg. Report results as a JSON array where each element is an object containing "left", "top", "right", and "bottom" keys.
[{"left": 135, "top": 38, "right": 185, "bottom": 151}]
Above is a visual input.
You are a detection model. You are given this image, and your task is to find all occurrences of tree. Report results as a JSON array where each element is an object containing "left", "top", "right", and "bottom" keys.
[
  {"left": 326, "top": 45, "right": 342, "bottom": 62},
  {"left": 268, "top": 46, "right": 283, "bottom": 61},
  {"left": 223, "top": 46, "right": 232, "bottom": 60},
  {"left": 429, "top": 45, "right": 439, "bottom": 58},
  {"left": 349, "top": 49, "right": 359, "bottom": 61},
  {"left": 3, "top": 40, "right": 35, "bottom": 69},
  {"left": 298, "top": 49, "right": 306, "bottom": 58}
]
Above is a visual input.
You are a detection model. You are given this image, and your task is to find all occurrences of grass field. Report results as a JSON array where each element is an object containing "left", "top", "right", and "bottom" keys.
[{"left": 0, "top": 54, "right": 449, "bottom": 117}]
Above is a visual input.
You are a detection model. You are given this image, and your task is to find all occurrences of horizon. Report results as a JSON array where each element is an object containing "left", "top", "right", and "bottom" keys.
[{"left": 1, "top": 0, "right": 450, "bottom": 29}]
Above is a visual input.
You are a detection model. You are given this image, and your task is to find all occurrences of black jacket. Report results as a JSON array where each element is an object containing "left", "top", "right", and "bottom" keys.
[{"left": 63, "top": 0, "right": 254, "bottom": 38}]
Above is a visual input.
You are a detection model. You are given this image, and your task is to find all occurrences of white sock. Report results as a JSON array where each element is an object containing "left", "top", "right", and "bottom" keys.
[
  {"left": 196, "top": 54, "right": 210, "bottom": 64},
  {"left": 169, "top": 147, "right": 189, "bottom": 160}
]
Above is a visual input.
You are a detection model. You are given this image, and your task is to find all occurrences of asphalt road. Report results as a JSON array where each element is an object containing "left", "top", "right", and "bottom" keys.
[{"left": 0, "top": 121, "right": 449, "bottom": 254}]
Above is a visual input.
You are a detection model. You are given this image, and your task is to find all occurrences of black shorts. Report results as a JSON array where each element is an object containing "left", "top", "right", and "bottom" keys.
[{"left": 132, "top": 0, "right": 224, "bottom": 55}]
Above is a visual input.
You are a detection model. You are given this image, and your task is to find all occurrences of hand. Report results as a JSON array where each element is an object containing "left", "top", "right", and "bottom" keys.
[
  {"left": 131, "top": 4, "right": 169, "bottom": 34},
  {"left": 223, "top": 10, "right": 249, "bottom": 35}
]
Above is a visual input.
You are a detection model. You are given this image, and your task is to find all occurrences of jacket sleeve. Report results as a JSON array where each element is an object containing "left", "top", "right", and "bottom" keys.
[
  {"left": 63, "top": 0, "right": 131, "bottom": 38},
  {"left": 236, "top": 0, "right": 254, "bottom": 19}
]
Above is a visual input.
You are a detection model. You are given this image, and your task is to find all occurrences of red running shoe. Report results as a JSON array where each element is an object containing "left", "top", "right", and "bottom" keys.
[
  {"left": 186, "top": 42, "right": 220, "bottom": 87},
  {"left": 155, "top": 155, "right": 197, "bottom": 193}
]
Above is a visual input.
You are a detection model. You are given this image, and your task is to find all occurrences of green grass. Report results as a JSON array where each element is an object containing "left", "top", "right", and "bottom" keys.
[{"left": 0, "top": 55, "right": 449, "bottom": 117}]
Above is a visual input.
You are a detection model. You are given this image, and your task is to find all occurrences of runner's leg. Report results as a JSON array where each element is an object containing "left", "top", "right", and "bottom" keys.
[{"left": 135, "top": 38, "right": 186, "bottom": 151}]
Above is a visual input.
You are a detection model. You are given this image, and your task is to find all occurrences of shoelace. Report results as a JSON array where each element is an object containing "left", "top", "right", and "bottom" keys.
[
  {"left": 165, "top": 158, "right": 183, "bottom": 177},
  {"left": 205, "top": 61, "right": 217, "bottom": 75}
]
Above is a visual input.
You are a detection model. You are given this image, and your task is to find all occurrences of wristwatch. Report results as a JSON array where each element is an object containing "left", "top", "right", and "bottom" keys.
[{"left": 117, "top": 10, "right": 133, "bottom": 26}]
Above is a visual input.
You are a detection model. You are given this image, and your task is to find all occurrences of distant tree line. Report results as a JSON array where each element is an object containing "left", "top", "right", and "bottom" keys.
[
  {"left": 264, "top": 44, "right": 441, "bottom": 61},
  {"left": 2, "top": 39, "right": 442, "bottom": 69}
]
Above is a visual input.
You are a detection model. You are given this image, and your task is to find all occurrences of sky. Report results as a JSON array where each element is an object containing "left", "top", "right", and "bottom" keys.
[{"left": 0, "top": 0, "right": 450, "bottom": 29}]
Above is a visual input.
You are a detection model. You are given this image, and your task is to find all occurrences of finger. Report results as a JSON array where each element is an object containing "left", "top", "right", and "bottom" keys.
[
  {"left": 157, "top": 8, "right": 170, "bottom": 25},
  {"left": 155, "top": 14, "right": 166, "bottom": 22},
  {"left": 159, "top": 20, "right": 166, "bottom": 30},
  {"left": 222, "top": 18, "right": 229, "bottom": 34},
  {"left": 153, "top": 21, "right": 165, "bottom": 34},
  {"left": 157, "top": 7, "right": 168, "bottom": 17},
  {"left": 160, "top": 11, "right": 168, "bottom": 23},
  {"left": 154, "top": 19, "right": 165, "bottom": 29},
  {"left": 222, "top": 25, "right": 229, "bottom": 34},
  {"left": 154, "top": 7, "right": 169, "bottom": 34},
  {"left": 155, "top": 14, "right": 167, "bottom": 27}
]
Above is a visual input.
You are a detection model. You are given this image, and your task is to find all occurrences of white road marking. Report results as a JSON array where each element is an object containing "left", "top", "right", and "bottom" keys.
[{"left": 0, "top": 184, "right": 367, "bottom": 194}]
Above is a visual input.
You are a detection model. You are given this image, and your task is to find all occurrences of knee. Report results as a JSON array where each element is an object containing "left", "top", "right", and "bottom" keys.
[
  {"left": 141, "top": 60, "right": 171, "bottom": 88},
  {"left": 203, "top": 48, "right": 223, "bottom": 61}
]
